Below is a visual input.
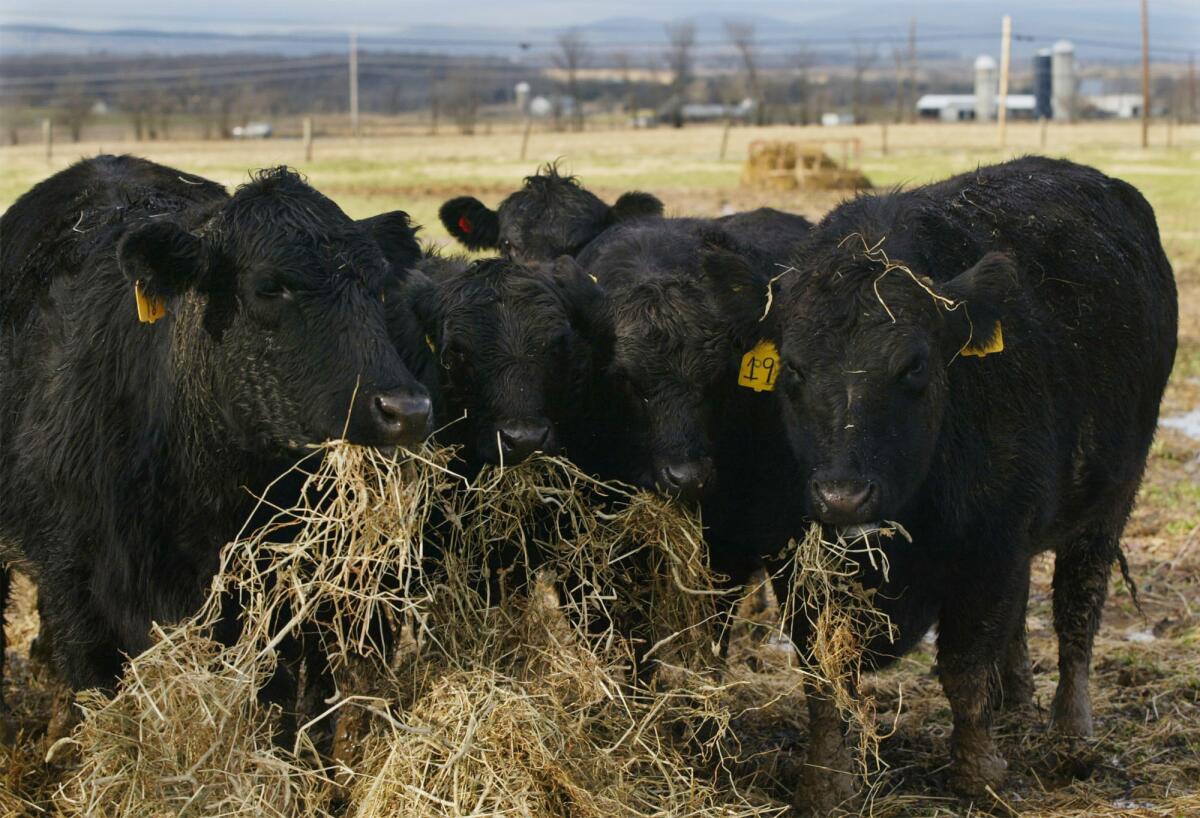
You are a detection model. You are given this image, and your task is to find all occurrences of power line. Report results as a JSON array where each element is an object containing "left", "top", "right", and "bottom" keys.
[{"left": 6, "top": 20, "right": 1195, "bottom": 56}]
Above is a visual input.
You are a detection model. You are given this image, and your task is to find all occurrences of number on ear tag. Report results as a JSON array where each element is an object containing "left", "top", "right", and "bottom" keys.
[
  {"left": 961, "top": 321, "right": 1004, "bottom": 358},
  {"left": 738, "top": 339, "right": 780, "bottom": 392},
  {"left": 133, "top": 282, "right": 166, "bottom": 324}
]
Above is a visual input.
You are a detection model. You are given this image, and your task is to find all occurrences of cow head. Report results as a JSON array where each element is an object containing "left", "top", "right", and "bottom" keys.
[
  {"left": 438, "top": 164, "right": 663, "bottom": 263},
  {"left": 117, "top": 167, "right": 433, "bottom": 452},
  {"left": 592, "top": 227, "right": 769, "bottom": 503},
  {"left": 775, "top": 235, "right": 1017, "bottom": 526},
  {"left": 411, "top": 254, "right": 606, "bottom": 466}
]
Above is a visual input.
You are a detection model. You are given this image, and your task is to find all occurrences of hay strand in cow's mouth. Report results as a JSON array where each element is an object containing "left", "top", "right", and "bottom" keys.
[{"left": 777, "top": 520, "right": 904, "bottom": 778}]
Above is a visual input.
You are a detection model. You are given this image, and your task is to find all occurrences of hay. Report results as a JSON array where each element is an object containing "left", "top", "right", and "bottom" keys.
[
  {"left": 777, "top": 522, "right": 903, "bottom": 778},
  {"left": 740, "top": 141, "right": 871, "bottom": 191},
  {"left": 50, "top": 445, "right": 825, "bottom": 817}
]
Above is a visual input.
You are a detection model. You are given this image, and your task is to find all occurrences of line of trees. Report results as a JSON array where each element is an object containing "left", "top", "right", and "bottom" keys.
[{"left": 4, "top": 24, "right": 1196, "bottom": 144}]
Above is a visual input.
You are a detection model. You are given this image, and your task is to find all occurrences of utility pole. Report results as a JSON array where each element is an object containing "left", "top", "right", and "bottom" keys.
[
  {"left": 349, "top": 29, "right": 360, "bottom": 138},
  {"left": 1190, "top": 52, "right": 1196, "bottom": 122},
  {"left": 907, "top": 18, "right": 917, "bottom": 123},
  {"left": 998, "top": 15, "right": 1012, "bottom": 148},
  {"left": 1140, "top": 0, "right": 1150, "bottom": 148}
]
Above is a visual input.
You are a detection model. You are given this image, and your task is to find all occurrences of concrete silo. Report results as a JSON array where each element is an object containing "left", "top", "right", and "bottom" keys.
[
  {"left": 1051, "top": 40, "right": 1075, "bottom": 122},
  {"left": 974, "top": 55, "right": 997, "bottom": 121}
]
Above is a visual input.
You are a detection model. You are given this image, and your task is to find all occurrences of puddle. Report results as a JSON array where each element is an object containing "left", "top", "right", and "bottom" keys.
[{"left": 1161, "top": 410, "right": 1200, "bottom": 441}]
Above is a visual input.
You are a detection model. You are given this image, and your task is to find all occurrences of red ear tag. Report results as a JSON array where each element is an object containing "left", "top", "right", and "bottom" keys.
[{"left": 457, "top": 215, "right": 473, "bottom": 234}]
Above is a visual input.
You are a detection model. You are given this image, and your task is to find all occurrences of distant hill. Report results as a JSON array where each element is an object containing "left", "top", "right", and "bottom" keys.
[{"left": 0, "top": 3, "right": 1195, "bottom": 65}]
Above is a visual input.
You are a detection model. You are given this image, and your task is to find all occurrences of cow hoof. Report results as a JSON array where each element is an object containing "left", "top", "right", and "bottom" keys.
[
  {"left": 0, "top": 709, "right": 16, "bottom": 745},
  {"left": 949, "top": 748, "right": 1008, "bottom": 797},
  {"left": 1050, "top": 687, "right": 1093, "bottom": 738},
  {"left": 45, "top": 685, "right": 80, "bottom": 744},
  {"left": 796, "top": 765, "right": 861, "bottom": 815}
]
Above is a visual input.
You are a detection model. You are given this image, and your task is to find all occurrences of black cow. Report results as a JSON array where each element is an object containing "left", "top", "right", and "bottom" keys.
[
  {"left": 409, "top": 253, "right": 618, "bottom": 472},
  {"left": 575, "top": 212, "right": 811, "bottom": 506},
  {"left": 770, "top": 156, "right": 1177, "bottom": 801},
  {"left": 0, "top": 155, "right": 434, "bottom": 693},
  {"left": 438, "top": 164, "right": 663, "bottom": 263}
]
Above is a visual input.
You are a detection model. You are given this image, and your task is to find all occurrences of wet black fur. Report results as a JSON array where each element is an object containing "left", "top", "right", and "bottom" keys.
[
  {"left": 438, "top": 164, "right": 664, "bottom": 263},
  {"left": 0, "top": 155, "right": 432, "bottom": 691},
  {"left": 409, "top": 252, "right": 617, "bottom": 472},
  {"left": 772, "top": 156, "right": 1177, "bottom": 779}
]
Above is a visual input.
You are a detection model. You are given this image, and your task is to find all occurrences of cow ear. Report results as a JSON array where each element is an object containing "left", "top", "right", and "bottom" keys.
[
  {"left": 939, "top": 252, "right": 1018, "bottom": 357},
  {"left": 117, "top": 221, "right": 205, "bottom": 301},
  {"left": 360, "top": 210, "right": 422, "bottom": 271},
  {"left": 701, "top": 245, "right": 766, "bottom": 331},
  {"left": 439, "top": 196, "right": 500, "bottom": 250},
  {"left": 606, "top": 191, "right": 663, "bottom": 225},
  {"left": 550, "top": 255, "right": 612, "bottom": 351},
  {"left": 551, "top": 255, "right": 602, "bottom": 322},
  {"left": 405, "top": 268, "right": 442, "bottom": 340}
]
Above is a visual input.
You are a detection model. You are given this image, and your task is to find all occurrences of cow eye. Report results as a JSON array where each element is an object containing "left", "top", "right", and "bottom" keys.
[
  {"left": 442, "top": 343, "right": 469, "bottom": 370},
  {"left": 784, "top": 360, "right": 806, "bottom": 384},
  {"left": 899, "top": 356, "right": 928, "bottom": 389},
  {"left": 255, "top": 281, "right": 293, "bottom": 301}
]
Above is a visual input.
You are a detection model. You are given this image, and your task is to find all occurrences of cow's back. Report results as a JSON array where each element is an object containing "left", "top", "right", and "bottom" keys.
[{"left": 0, "top": 155, "right": 226, "bottom": 331}]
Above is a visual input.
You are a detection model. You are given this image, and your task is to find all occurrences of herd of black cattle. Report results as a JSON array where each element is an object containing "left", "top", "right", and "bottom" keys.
[{"left": 0, "top": 153, "right": 1179, "bottom": 808}]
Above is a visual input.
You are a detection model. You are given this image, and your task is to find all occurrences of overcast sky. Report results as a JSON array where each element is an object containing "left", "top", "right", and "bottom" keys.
[{"left": 1, "top": 0, "right": 1196, "bottom": 31}]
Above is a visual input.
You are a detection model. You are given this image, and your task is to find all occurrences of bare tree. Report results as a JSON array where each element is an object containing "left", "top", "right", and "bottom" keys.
[
  {"left": 664, "top": 21, "right": 696, "bottom": 128},
  {"left": 612, "top": 50, "right": 636, "bottom": 121},
  {"left": 445, "top": 67, "right": 480, "bottom": 135},
  {"left": 3, "top": 91, "right": 27, "bottom": 144},
  {"left": 790, "top": 47, "right": 813, "bottom": 125},
  {"left": 892, "top": 44, "right": 907, "bottom": 123},
  {"left": 851, "top": 40, "right": 878, "bottom": 123},
  {"left": 725, "top": 21, "right": 764, "bottom": 125},
  {"left": 555, "top": 28, "right": 588, "bottom": 131},
  {"left": 57, "top": 82, "right": 93, "bottom": 142}
]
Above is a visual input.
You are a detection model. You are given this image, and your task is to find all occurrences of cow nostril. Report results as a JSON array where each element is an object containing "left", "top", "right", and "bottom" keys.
[
  {"left": 812, "top": 478, "right": 877, "bottom": 520},
  {"left": 372, "top": 391, "right": 431, "bottom": 444},
  {"left": 496, "top": 421, "right": 553, "bottom": 462},
  {"left": 656, "top": 460, "right": 714, "bottom": 502}
]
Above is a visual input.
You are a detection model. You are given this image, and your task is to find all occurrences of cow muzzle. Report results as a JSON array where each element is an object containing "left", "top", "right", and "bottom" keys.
[
  {"left": 654, "top": 457, "right": 716, "bottom": 504},
  {"left": 809, "top": 475, "right": 881, "bottom": 526},
  {"left": 369, "top": 389, "right": 433, "bottom": 448},
  {"left": 494, "top": 418, "right": 556, "bottom": 464}
]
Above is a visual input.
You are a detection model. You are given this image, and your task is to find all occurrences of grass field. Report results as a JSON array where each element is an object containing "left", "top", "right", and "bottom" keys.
[{"left": 1, "top": 121, "right": 1198, "bottom": 816}]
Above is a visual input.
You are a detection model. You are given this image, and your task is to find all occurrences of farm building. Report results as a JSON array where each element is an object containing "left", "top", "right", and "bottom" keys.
[{"left": 916, "top": 93, "right": 1037, "bottom": 121}]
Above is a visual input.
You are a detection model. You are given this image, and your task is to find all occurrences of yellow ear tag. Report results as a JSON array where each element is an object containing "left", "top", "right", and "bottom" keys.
[
  {"left": 133, "top": 282, "right": 166, "bottom": 324},
  {"left": 425, "top": 335, "right": 437, "bottom": 354},
  {"left": 961, "top": 321, "right": 1004, "bottom": 358},
  {"left": 738, "top": 339, "right": 780, "bottom": 392}
]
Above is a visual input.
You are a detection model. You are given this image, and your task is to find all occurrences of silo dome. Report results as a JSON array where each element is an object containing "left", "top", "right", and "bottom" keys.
[{"left": 975, "top": 55, "right": 997, "bottom": 71}]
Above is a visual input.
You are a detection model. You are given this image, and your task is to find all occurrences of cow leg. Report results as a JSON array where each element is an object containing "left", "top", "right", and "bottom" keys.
[
  {"left": 1050, "top": 526, "right": 1120, "bottom": 738},
  {"left": 992, "top": 569, "right": 1034, "bottom": 712},
  {"left": 795, "top": 678, "right": 860, "bottom": 814},
  {"left": 937, "top": 559, "right": 1029, "bottom": 796},
  {"left": 1, "top": 564, "right": 9, "bottom": 711}
]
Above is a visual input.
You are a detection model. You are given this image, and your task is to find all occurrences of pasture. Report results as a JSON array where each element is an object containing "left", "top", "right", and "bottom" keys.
[{"left": 2, "top": 121, "right": 1198, "bottom": 816}]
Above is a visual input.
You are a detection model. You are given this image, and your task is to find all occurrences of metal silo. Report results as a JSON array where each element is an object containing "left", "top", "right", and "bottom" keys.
[
  {"left": 1051, "top": 40, "right": 1075, "bottom": 122},
  {"left": 1034, "top": 48, "right": 1052, "bottom": 119}
]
